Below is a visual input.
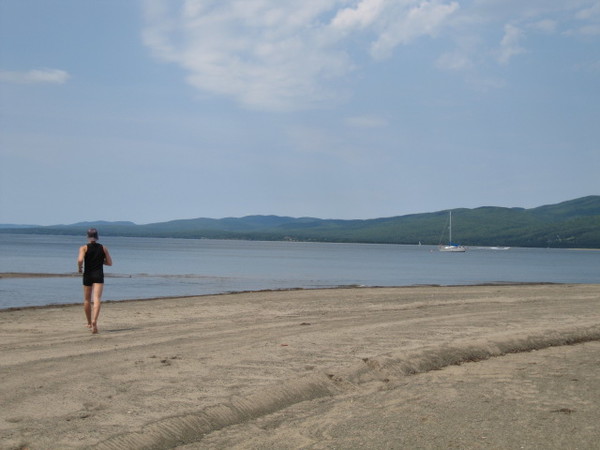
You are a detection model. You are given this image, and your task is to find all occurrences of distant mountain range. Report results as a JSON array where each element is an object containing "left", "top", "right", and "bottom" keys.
[{"left": 2, "top": 196, "right": 600, "bottom": 248}]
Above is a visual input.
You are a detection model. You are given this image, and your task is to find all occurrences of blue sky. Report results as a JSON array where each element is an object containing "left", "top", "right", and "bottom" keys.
[{"left": 1, "top": 0, "right": 599, "bottom": 225}]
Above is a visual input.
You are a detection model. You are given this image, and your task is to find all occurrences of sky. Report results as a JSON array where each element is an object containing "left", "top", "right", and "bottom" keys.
[{"left": 1, "top": 0, "right": 599, "bottom": 225}]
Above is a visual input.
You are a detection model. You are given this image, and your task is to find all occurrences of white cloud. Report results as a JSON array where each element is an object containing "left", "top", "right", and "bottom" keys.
[
  {"left": 436, "top": 51, "right": 473, "bottom": 71},
  {"left": 331, "top": 0, "right": 387, "bottom": 30},
  {"left": 575, "top": 3, "right": 600, "bottom": 20},
  {"left": 438, "top": 0, "right": 599, "bottom": 70},
  {"left": 141, "top": 0, "right": 599, "bottom": 110},
  {"left": 0, "top": 69, "right": 70, "bottom": 84},
  {"left": 497, "top": 24, "right": 526, "bottom": 65},
  {"left": 529, "top": 19, "right": 557, "bottom": 33},
  {"left": 142, "top": 0, "right": 353, "bottom": 111},
  {"left": 565, "top": 23, "right": 600, "bottom": 36},
  {"left": 368, "top": 1, "right": 460, "bottom": 60},
  {"left": 141, "top": 0, "right": 460, "bottom": 111},
  {"left": 561, "top": 2, "right": 600, "bottom": 37}
]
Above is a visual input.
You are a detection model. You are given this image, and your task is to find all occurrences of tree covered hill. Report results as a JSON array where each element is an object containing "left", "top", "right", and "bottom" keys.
[{"left": 2, "top": 196, "right": 599, "bottom": 248}]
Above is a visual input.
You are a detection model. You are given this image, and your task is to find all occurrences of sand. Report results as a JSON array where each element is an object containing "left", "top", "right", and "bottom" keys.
[{"left": 1, "top": 284, "right": 599, "bottom": 449}]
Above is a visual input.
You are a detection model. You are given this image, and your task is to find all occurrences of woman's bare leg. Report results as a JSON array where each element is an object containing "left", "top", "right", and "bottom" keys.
[
  {"left": 83, "top": 285, "right": 93, "bottom": 328},
  {"left": 91, "top": 283, "right": 104, "bottom": 334}
]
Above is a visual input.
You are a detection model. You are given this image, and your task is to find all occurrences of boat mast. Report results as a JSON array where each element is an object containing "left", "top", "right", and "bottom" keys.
[{"left": 449, "top": 211, "right": 452, "bottom": 244}]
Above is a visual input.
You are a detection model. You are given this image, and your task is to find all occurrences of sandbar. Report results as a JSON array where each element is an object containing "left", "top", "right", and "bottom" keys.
[{"left": 1, "top": 284, "right": 599, "bottom": 449}]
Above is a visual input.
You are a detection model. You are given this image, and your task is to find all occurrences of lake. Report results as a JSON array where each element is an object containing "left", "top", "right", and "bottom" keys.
[{"left": 1, "top": 233, "right": 599, "bottom": 309}]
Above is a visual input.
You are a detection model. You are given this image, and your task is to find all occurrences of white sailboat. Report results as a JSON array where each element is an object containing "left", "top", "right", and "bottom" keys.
[{"left": 439, "top": 211, "right": 466, "bottom": 252}]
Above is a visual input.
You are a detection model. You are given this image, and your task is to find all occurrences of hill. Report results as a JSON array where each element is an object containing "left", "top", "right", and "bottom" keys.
[{"left": 1, "top": 196, "right": 599, "bottom": 248}]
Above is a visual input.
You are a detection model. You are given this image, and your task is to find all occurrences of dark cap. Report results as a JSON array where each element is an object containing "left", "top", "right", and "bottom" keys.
[{"left": 87, "top": 228, "right": 99, "bottom": 240}]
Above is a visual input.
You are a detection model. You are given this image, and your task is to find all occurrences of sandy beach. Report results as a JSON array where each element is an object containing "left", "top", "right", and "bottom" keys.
[{"left": 1, "top": 284, "right": 600, "bottom": 449}]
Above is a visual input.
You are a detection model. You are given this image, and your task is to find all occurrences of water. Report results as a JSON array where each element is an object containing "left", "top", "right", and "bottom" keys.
[{"left": 1, "top": 233, "right": 599, "bottom": 309}]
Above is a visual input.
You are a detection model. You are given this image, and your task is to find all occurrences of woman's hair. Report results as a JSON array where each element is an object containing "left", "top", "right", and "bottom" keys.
[{"left": 87, "top": 228, "right": 99, "bottom": 240}]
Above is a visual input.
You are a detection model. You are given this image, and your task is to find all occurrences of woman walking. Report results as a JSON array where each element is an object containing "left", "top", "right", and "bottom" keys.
[{"left": 77, "top": 228, "right": 112, "bottom": 334}]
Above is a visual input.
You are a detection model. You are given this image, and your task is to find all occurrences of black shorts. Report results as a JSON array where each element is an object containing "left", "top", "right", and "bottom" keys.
[{"left": 83, "top": 270, "right": 104, "bottom": 286}]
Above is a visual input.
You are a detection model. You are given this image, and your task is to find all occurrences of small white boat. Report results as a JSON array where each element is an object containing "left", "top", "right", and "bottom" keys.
[
  {"left": 439, "top": 211, "right": 466, "bottom": 252},
  {"left": 439, "top": 243, "right": 466, "bottom": 252}
]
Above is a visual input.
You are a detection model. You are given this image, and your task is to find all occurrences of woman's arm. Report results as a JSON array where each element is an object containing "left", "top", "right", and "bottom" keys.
[
  {"left": 77, "top": 245, "right": 86, "bottom": 273},
  {"left": 103, "top": 246, "right": 113, "bottom": 266}
]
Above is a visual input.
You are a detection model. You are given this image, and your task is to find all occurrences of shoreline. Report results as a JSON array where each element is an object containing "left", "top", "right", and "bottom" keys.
[
  {"left": 2, "top": 229, "right": 600, "bottom": 251},
  {"left": 2, "top": 284, "right": 600, "bottom": 449},
  {"left": 0, "top": 272, "right": 79, "bottom": 278},
  {"left": 0, "top": 278, "right": 562, "bottom": 312}
]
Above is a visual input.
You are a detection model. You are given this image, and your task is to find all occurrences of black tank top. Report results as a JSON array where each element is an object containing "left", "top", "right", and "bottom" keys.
[{"left": 85, "top": 243, "right": 105, "bottom": 274}]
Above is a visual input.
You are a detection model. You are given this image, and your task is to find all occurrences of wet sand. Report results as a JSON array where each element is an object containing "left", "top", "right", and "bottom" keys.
[
  {"left": 1, "top": 284, "right": 599, "bottom": 449},
  {"left": 0, "top": 272, "right": 77, "bottom": 279}
]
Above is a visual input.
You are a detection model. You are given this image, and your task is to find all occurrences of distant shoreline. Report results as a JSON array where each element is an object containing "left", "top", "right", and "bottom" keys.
[
  {"left": 1, "top": 195, "right": 599, "bottom": 249},
  {"left": 2, "top": 230, "right": 600, "bottom": 250}
]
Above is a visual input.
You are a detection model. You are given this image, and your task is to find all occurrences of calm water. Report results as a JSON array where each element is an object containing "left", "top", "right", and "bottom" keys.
[{"left": 1, "top": 233, "right": 599, "bottom": 309}]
